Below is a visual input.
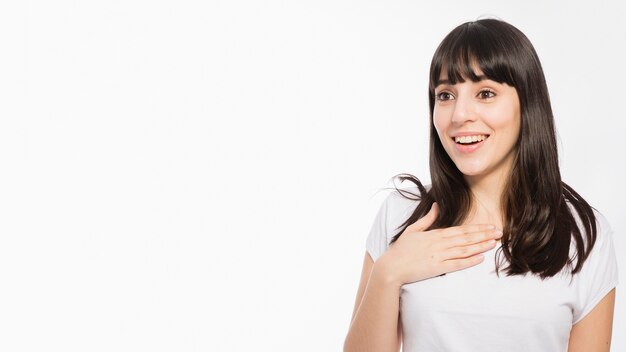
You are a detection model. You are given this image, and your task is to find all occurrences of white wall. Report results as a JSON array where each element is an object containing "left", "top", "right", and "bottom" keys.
[{"left": 0, "top": 0, "right": 624, "bottom": 351}]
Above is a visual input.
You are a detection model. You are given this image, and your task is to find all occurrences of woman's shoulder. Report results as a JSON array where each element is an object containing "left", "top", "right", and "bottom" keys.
[
  {"left": 564, "top": 200, "right": 613, "bottom": 241},
  {"left": 380, "top": 186, "right": 426, "bottom": 230},
  {"left": 381, "top": 185, "right": 426, "bottom": 214},
  {"left": 563, "top": 203, "right": 616, "bottom": 279},
  {"left": 589, "top": 209, "right": 614, "bottom": 256},
  {"left": 592, "top": 208, "right": 612, "bottom": 230},
  {"left": 566, "top": 205, "right": 618, "bottom": 323},
  {"left": 365, "top": 186, "right": 425, "bottom": 261}
]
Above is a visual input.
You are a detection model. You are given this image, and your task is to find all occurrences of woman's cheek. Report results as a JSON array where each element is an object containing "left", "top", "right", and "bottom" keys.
[
  {"left": 432, "top": 119, "right": 448, "bottom": 146},
  {"left": 432, "top": 115, "right": 444, "bottom": 135}
]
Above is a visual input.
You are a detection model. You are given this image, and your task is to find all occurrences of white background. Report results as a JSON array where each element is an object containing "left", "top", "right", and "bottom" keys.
[{"left": 1, "top": 1, "right": 625, "bottom": 351}]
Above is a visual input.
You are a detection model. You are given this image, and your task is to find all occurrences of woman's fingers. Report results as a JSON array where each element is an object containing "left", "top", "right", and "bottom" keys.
[
  {"left": 444, "top": 239, "right": 498, "bottom": 259},
  {"left": 391, "top": 214, "right": 503, "bottom": 283},
  {"left": 438, "top": 224, "right": 496, "bottom": 238},
  {"left": 443, "top": 228, "right": 503, "bottom": 248},
  {"left": 442, "top": 254, "right": 486, "bottom": 273}
]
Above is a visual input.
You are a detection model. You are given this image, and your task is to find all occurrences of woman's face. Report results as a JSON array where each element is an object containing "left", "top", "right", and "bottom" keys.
[{"left": 433, "top": 70, "right": 521, "bottom": 184}]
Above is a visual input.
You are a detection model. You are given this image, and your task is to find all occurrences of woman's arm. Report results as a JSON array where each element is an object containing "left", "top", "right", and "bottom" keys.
[
  {"left": 344, "top": 203, "right": 501, "bottom": 351},
  {"left": 343, "top": 252, "right": 402, "bottom": 352},
  {"left": 568, "top": 288, "right": 616, "bottom": 352}
]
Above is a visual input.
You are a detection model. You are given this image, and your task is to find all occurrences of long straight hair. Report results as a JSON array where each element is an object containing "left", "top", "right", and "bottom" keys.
[{"left": 389, "top": 19, "right": 596, "bottom": 279}]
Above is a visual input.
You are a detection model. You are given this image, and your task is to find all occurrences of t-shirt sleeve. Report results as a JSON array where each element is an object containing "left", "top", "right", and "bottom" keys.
[
  {"left": 365, "top": 190, "right": 419, "bottom": 262},
  {"left": 365, "top": 192, "right": 393, "bottom": 262},
  {"left": 572, "top": 212, "right": 619, "bottom": 324}
]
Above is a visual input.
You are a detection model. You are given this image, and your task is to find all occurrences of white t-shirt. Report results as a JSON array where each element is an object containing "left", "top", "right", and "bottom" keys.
[{"left": 365, "top": 188, "right": 619, "bottom": 352}]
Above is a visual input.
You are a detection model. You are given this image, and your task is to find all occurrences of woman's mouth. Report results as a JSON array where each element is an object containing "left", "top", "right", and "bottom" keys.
[
  {"left": 452, "top": 134, "right": 490, "bottom": 152},
  {"left": 454, "top": 134, "right": 489, "bottom": 144}
]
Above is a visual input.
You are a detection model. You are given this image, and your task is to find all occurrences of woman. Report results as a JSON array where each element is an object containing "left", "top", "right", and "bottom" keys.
[{"left": 344, "top": 19, "right": 618, "bottom": 352}]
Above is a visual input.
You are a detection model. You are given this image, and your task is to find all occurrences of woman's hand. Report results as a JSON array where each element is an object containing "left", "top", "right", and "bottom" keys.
[{"left": 375, "top": 203, "right": 502, "bottom": 288}]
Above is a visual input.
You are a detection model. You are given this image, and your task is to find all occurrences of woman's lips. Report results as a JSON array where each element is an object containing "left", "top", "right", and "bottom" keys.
[{"left": 452, "top": 135, "right": 489, "bottom": 153}]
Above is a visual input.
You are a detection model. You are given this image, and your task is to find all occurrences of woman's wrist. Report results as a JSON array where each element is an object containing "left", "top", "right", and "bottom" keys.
[{"left": 371, "top": 255, "right": 404, "bottom": 292}]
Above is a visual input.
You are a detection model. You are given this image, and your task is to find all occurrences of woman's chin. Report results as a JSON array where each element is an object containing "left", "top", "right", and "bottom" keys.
[
  {"left": 454, "top": 164, "right": 486, "bottom": 178},
  {"left": 460, "top": 170, "right": 484, "bottom": 178},
  {"left": 457, "top": 167, "right": 497, "bottom": 182}
]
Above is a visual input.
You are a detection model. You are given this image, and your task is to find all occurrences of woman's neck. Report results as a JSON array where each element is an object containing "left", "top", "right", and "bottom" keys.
[{"left": 464, "top": 170, "right": 509, "bottom": 231}]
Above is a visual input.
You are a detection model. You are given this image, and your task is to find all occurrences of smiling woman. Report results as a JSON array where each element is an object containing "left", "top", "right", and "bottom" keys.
[
  {"left": 343, "top": 19, "right": 618, "bottom": 352},
  {"left": 433, "top": 75, "right": 520, "bottom": 184}
]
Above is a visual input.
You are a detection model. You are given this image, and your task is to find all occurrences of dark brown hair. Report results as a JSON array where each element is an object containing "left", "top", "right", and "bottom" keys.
[{"left": 388, "top": 19, "right": 596, "bottom": 279}]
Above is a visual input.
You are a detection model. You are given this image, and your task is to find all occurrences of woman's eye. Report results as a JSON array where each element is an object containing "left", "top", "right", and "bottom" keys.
[
  {"left": 436, "top": 92, "right": 454, "bottom": 101},
  {"left": 478, "top": 90, "right": 496, "bottom": 99}
]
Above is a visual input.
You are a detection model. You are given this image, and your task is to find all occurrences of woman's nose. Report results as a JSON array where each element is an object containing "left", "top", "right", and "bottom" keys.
[{"left": 450, "top": 96, "right": 477, "bottom": 124}]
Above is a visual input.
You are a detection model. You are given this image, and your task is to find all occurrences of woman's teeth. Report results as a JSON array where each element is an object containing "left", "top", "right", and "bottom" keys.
[{"left": 454, "top": 135, "right": 488, "bottom": 144}]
